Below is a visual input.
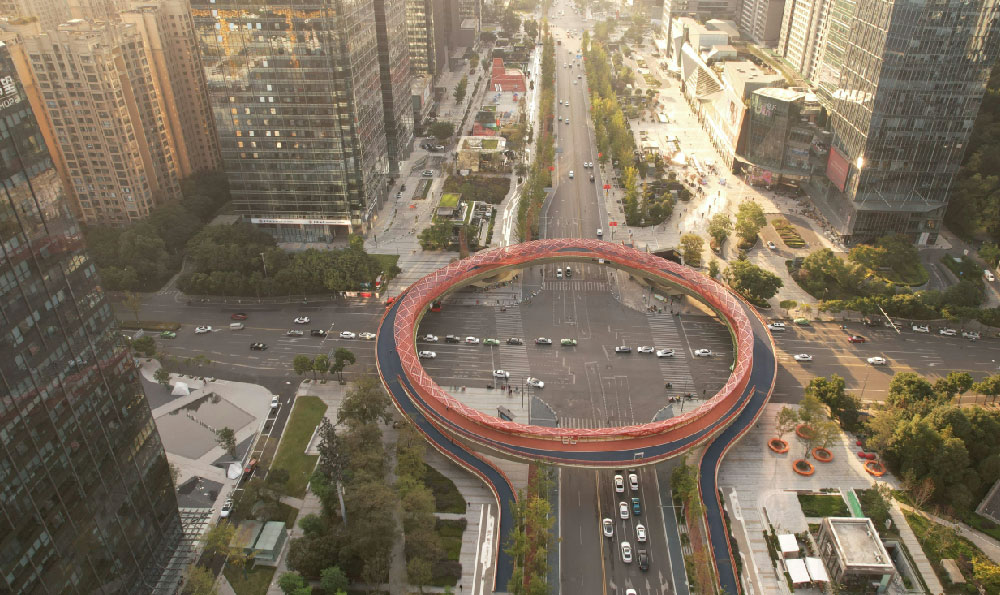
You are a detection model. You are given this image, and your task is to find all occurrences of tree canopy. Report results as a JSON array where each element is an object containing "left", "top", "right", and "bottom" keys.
[{"left": 724, "top": 259, "right": 783, "bottom": 305}]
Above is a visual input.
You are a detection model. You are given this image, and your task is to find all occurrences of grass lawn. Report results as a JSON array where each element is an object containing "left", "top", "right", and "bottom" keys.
[
  {"left": 439, "top": 193, "right": 460, "bottom": 208},
  {"left": 270, "top": 395, "right": 327, "bottom": 498},
  {"left": 797, "top": 493, "right": 849, "bottom": 517},
  {"left": 958, "top": 510, "right": 1000, "bottom": 542},
  {"left": 223, "top": 565, "right": 275, "bottom": 595},
  {"left": 423, "top": 463, "right": 466, "bottom": 513},
  {"left": 373, "top": 254, "right": 401, "bottom": 282},
  {"left": 437, "top": 518, "right": 467, "bottom": 560}
]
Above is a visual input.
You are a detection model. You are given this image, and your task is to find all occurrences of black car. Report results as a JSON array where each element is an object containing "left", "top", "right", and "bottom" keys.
[
  {"left": 445, "top": 335, "right": 461, "bottom": 343},
  {"left": 250, "top": 342, "right": 268, "bottom": 351},
  {"left": 590, "top": 174, "right": 595, "bottom": 182},
  {"left": 310, "top": 329, "right": 327, "bottom": 337},
  {"left": 637, "top": 549, "right": 649, "bottom": 571},
  {"left": 507, "top": 337, "right": 524, "bottom": 345}
]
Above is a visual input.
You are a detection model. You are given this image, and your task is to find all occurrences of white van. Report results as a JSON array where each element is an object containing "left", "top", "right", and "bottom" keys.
[
  {"left": 985, "top": 269, "right": 995, "bottom": 282},
  {"left": 229, "top": 322, "right": 245, "bottom": 331},
  {"left": 597, "top": 228, "right": 603, "bottom": 237}
]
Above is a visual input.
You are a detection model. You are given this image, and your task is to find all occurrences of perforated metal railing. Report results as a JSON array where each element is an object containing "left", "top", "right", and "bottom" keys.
[{"left": 391, "top": 239, "right": 757, "bottom": 445}]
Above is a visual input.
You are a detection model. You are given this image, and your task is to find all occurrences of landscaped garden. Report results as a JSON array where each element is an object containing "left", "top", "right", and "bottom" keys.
[
  {"left": 771, "top": 217, "right": 805, "bottom": 248},
  {"left": 269, "top": 396, "right": 328, "bottom": 498},
  {"left": 797, "top": 493, "right": 849, "bottom": 517}
]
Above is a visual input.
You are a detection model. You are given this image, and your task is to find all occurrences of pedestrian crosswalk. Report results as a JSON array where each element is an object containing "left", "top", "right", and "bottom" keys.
[
  {"left": 494, "top": 307, "right": 531, "bottom": 380},
  {"left": 543, "top": 280, "right": 610, "bottom": 292},
  {"left": 646, "top": 313, "right": 697, "bottom": 394},
  {"left": 558, "top": 416, "right": 607, "bottom": 429}
]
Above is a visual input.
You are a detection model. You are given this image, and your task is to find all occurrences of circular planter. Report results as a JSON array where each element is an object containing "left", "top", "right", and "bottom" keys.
[
  {"left": 812, "top": 447, "right": 833, "bottom": 462},
  {"left": 768, "top": 438, "right": 789, "bottom": 454},
  {"left": 795, "top": 424, "right": 816, "bottom": 440},
  {"left": 793, "top": 459, "right": 815, "bottom": 476},
  {"left": 865, "top": 460, "right": 886, "bottom": 477}
]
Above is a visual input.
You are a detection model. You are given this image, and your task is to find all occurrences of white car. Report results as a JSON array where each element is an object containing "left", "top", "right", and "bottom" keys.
[
  {"left": 286, "top": 329, "right": 304, "bottom": 337},
  {"left": 962, "top": 331, "right": 981, "bottom": 340},
  {"left": 535, "top": 337, "right": 553, "bottom": 345},
  {"left": 637, "top": 346, "right": 655, "bottom": 354},
  {"left": 628, "top": 473, "right": 639, "bottom": 491},
  {"left": 359, "top": 332, "right": 376, "bottom": 340},
  {"left": 912, "top": 325, "right": 929, "bottom": 333},
  {"left": 619, "top": 501, "right": 629, "bottom": 519},
  {"left": 219, "top": 498, "right": 234, "bottom": 518},
  {"left": 793, "top": 354, "right": 813, "bottom": 361},
  {"left": 694, "top": 349, "right": 713, "bottom": 357},
  {"left": 294, "top": 316, "right": 310, "bottom": 324},
  {"left": 615, "top": 345, "right": 632, "bottom": 353},
  {"left": 568, "top": 170, "right": 574, "bottom": 178},
  {"left": 621, "top": 541, "right": 632, "bottom": 563},
  {"left": 527, "top": 377, "right": 545, "bottom": 388},
  {"left": 626, "top": 590, "right": 637, "bottom": 595},
  {"left": 418, "top": 351, "right": 437, "bottom": 359},
  {"left": 603, "top": 518, "right": 614, "bottom": 537},
  {"left": 270, "top": 395, "right": 279, "bottom": 409},
  {"left": 939, "top": 328, "right": 957, "bottom": 336},
  {"left": 339, "top": 331, "right": 356, "bottom": 339},
  {"left": 636, "top": 523, "right": 647, "bottom": 542},
  {"left": 767, "top": 322, "right": 786, "bottom": 331},
  {"left": 422, "top": 334, "right": 439, "bottom": 342},
  {"left": 614, "top": 474, "right": 625, "bottom": 493},
  {"left": 194, "top": 326, "right": 212, "bottom": 334},
  {"left": 656, "top": 349, "right": 675, "bottom": 357},
  {"left": 867, "top": 356, "right": 887, "bottom": 366},
  {"left": 465, "top": 336, "right": 480, "bottom": 344},
  {"left": 493, "top": 369, "right": 510, "bottom": 379}
]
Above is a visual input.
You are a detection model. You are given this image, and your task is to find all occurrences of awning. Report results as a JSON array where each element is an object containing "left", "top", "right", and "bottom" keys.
[
  {"left": 805, "top": 557, "right": 829, "bottom": 582},
  {"left": 170, "top": 381, "right": 190, "bottom": 396},
  {"left": 778, "top": 533, "right": 798, "bottom": 557},
  {"left": 786, "top": 558, "right": 810, "bottom": 584}
]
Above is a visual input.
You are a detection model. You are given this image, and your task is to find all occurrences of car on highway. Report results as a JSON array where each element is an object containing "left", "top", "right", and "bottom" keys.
[
  {"left": 628, "top": 473, "right": 638, "bottom": 491},
  {"left": 636, "top": 523, "right": 647, "bottom": 542},
  {"left": 271, "top": 395, "right": 279, "bottom": 409},
  {"left": 535, "top": 337, "right": 553, "bottom": 345},
  {"left": 294, "top": 316, "right": 310, "bottom": 324},
  {"left": 220, "top": 498, "right": 234, "bottom": 518},
  {"left": 603, "top": 518, "right": 614, "bottom": 537},
  {"left": 631, "top": 497, "right": 642, "bottom": 516},
  {"left": 615, "top": 345, "right": 632, "bottom": 353},
  {"left": 493, "top": 369, "right": 510, "bottom": 378},
  {"left": 767, "top": 241, "right": 777, "bottom": 250},
  {"left": 867, "top": 356, "right": 887, "bottom": 366},
  {"left": 231, "top": 313, "right": 248, "bottom": 321},
  {"left": 286, "top": 330, "right": 304, "bottom": 337},
  {"left": 615, "top": 474, "right": 625, "bottom": 493},
  {"left": 655, "top": 348, "right": 675, "bottom": 357},
  {"left": 794, "top": 317, "right": 811, "bottom": 326},
  {"left": 418, "top": 351, "right": 437, "bottom": 359},
  {"left": 160, "top": 331, "right": 176, "bottom": 339},
  {"left": 619, "top": 501, "right": 629, "bottom": 519},
  {"left": 250, "top": 342, "right": 268, "bottom": 350},
  {"left": 793, "top": 354, "right": 813, "bottom": 361},
  {"left": 912, "top": 325, "right": 929, "bottom": 333},
  {"left": 421, "top": 170, "right": 434, "bottom": 177},
  {"left": 483, "top": 338, "right": 500, "bottom": 346},
  {"left": 445, "top": 335, "right": 461, "bottom": 343},
  {"left": 339, "top": 331, "right": 356, "bottom": 339},
  {"left": 195, "top": 326, "right": 212, "bottom": 334},
  {"left": 310, "top": 329, "right": 327, "bottom": 337},
  {"left": 637, "top": 346, "right": 655, "bottom": 354},
  {"left": 359, "top": 332, "right": 376, "bottom": 340},
  {"left": 423, "top": 334, "right": 439, "bottom": 342},
  {"left": 527, "top": 377, "right": 544, "bottom": 388},
  {"left": 561, "top": 338, "right": 578, "bottom": 346},
  {"left": 963, "top": 331, "right": 981, "bottom": 340},
  {"left": 637, "top": 549, "right": 649, "bottom": 571},
  {"left": 847, "top": 335, "right": 866, "bottom": 343},
  {"left": 465, "top": 336, "right": 480, "bottom": 344},
  {"left": 694, "top": 349, "right": 712, "bottom": 357},
  {"left": 620, "top": 541, "right": 632, "bottom": 563},
  {"left": 568, "top": 170, "right": 574, "bottom": 178},
  {"left": 767, "top": 322, "right": 785, "bottom": 331},
  {"left": 507, "top": 337, "right": 524, "bottom": 345}
]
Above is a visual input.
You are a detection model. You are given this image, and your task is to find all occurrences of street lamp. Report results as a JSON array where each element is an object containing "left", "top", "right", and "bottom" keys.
[{"left": 260, "top": 252, "right": 268, "bottom": 278}]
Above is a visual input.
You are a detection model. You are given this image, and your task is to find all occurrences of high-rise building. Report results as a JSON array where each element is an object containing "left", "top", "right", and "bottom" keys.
[
  {"left": 374, "top": 0, "right": 414, "bottom": 173},
  {"left": 407, "top": 0, "right": 437, "bottom": 76},
  {"left": 0, "top": 40, "right": 181, "bottom": 593},
  {"left": 663, "top": 0, "right": 741, "bottom": 22},
  {"left": 121, "top": 0, "right": 222, "bottom": 175},
  {"left": 191, "top": 0, "right": 389, "bottom": 241},
  {"left": 776, "top": 0, "right": 829, "bottom": 80},
  {"left": 738, "top": 0, "right": 786, "bottom": 47},
  {"left": 809, "top": 0, "right": 1000, "bottom": 244},
  {"left": 1, "top": 19, "right": 182, "bottom": 224},
  {"left": 0, "top": 0, "right": 71, "bottom": 30}
]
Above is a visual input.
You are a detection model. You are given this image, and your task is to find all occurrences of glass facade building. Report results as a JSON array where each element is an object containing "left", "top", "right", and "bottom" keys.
[
  {"left": 374, "top": 0, "right": 414, "bottom": 173},
  {"left": 810, "top": 0, "right": 1000, "bottom": 244},
  {"left": 191, "top": 0, "right": 389, "bottom": 241},
  {"left": 0, "top": 43, "right": 180, "bottom": 593},
  {"left": 406, "top": 0, "right": 437, "bottom": 76}
]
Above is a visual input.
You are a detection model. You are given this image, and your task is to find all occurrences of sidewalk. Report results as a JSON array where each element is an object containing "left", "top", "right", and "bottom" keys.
[
  {"left": 898, "top": 503, "right": 1000, "bottom": 565},
  {"left": 889, "top": 502, "right": 945, "bottom": 595}
]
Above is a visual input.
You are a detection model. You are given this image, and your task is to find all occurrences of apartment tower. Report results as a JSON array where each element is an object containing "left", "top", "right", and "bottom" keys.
[
  {"left": 0, "top": 41, "right": 181, "bottom": 593},
  {"left": 777, "top": 0, "right": 829, "bottom": 80},
  {"left": 407, "top": 0, "right": 437, "bottom": 76},
  {"left": 374, "top": 0, "right": 414, "bottom": 173}
]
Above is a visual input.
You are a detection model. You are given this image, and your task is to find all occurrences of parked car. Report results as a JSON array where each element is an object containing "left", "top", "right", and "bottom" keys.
[
  {"left": 421, "top": 170, "right": 434, "bottom": 177},
  {"left": 294, "top": 316, "right": 310, "bottom": 324},
  {"left": 560, "top": 338, "right": 578, "bottom": 346},
  {"left": 794, "top": 318, "right": 811, "bottom": 326},
  {"left": 230, "top": 313, "right": 248, "bottom": 321},
  {"left": 847, "top": 335, "right": 866, "bottom": 343},
  {"left": 271, "top": 395, "right": 279, "bottom": 409},
  {"left": 962, "top": 331, "right": 981, "bottom": 340},
  {"left": 418, "top": 351, "right": 437, "bottom": 359},
  {"left": 310, "top": 329, "right": 327, "bottom": 337},
  {"left": 220, "top": 498, "right": 234, "bottom": 518},
  {"left": 766, "top": 241, "right": 777, "bottom": 250},
  {"left": 507, "top": 337, "right": 524, "bottom": 345},
  {"left": 250, "top": 342, "right": 268, "bottom": 351},
  {"left": 194, "top": 326, "right": 212, "bottom": 334},
  {"left": 912, "top": 325, "right": 929, "bottom": 333},
  {"left": 767, "top": 322, "right": 786, "bottom": 331},
  {"left": 339, "top": 331, "right": 356, "bottom": 339},
  {"left": 939, "top": 328, "right": 957, "bottom": 336},
  {"left": 243, "top": 458, "right": 258, "bottom": 477}
]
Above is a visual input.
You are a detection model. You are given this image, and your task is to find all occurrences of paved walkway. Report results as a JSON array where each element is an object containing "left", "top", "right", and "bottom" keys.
[
  {"left": 898, "top": 504, "right": 1000, "bottom": 565},
  {"left": 889, "top": 502, "right": 945, "bottom": 595}
]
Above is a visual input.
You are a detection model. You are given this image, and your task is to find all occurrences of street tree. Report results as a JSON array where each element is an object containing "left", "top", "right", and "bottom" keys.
[
  {"left": 724, "top": 259, "right": 783, "bottom": 304},
  {"left": 330, "top": 348, "right": 356, "bottom": 382},
  {"left": 973, "top": 373, "right": 1000, "bottom": 403},
  {"left": 278, "top": 572, "right": 308, "bottom": 595},
  {"left": 293, "top": 354, "right": 313, "bottom": 377},
  {"left": 201, "top": 522, "right": 235, "bottom": 558},
  {"left": 735, "top": 201, "right": 767, "bottom": 244},
  {"left": 707, "top": 213, "right": 732, "bottom": 247},
  {"left": 805, "top": 375, "right": 860, "bottom": 429},
  {"left": 775, "top": 407, "right": 799, "bottom": 440},
  {"left": 338, "top": 375, "right": 393, "bottom": 428},
  {"left": 454, "top": 76, "right": 468, "bottom": 103},
  {"left": 132, "top": 335, "right": 156, "bottom": 357},
  {"left": 680, "top": 233, "right": 704, "bottom": 267},
  {"left": 933, "top": 371, "right": 974, "bottom": 400},
  {"left": 313, "top": 354, "right": 330, "bottom": 381},
  {"left": 796, "top": 393, "right": 826, "bottom": 427},
  {"left": 708, "top": 260, "right": 720, "bottom": 279},
  {"left": 123, "top": 290, "right": 144, "bottom": 323},
  {"left": 215, "top": 427, "right": 237, "bottom": 457},
  {"left": 181, "top": 565, "right": 217, "bottom": 595},
  {"left": 524, "top": 20, "right": 539, "bottom": 39},
  {"left": 408, "top": 557, "right": 434, "bottom": 593},
  {"left": 886, "top": 372, "right": 939, "bottom": 409},
  {"left": 779, "top": 299, "right": 798, "bottom": 316},
  {"left": 320, "top": 566, "right": 349, "bottom": 595},
  {"left": 427, "top": 121, "right": 455, "bottom": 141},
  {"left": 154, "top": 367, "right": 171, "bottom": 387}
]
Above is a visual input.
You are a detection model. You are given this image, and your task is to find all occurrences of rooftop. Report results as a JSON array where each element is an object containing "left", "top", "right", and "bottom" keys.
[
  {"left": 439, "top": 193, "right": 461, "bottom": 208},
  {"left": 826, "top": 517, "right": 894, "bottom": 570}
]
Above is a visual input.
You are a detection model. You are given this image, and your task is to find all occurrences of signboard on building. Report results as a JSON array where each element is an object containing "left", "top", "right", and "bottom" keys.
[
  {"left": 826, "top": 147, "right": 850, "bottom": 192},
  {"left": 250, "top": 217, "right": 352, "bottom": 227}
]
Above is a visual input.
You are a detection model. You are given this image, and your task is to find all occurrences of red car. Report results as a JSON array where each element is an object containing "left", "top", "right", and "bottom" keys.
[
  {"left": 847, "top": 335, "right": 866, "bottom": 343},
  {"left": 243, "top": 458, "right": 258, "bottom": 476},
  {"left": 231, "top": 313, "right": 248, "bottom": 320}
]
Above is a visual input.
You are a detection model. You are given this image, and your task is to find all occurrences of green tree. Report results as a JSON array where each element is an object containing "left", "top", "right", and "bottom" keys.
[
  {"left": 215, "top": 427, "right": 237, "bottom": 457},
  {"left": 779, "top": 299, "right": 798, "bottom": 316},
  {"left": 313, "top": 354, "right": 330, "bottom": 381},
  {"left": 154, "top": 367, "right": 171, "bottom": 387},
  {"left": 419, "top": 220, "right": 455, "bottom": 250},
  {"left": 974, "top": 373, "right": 1000, "bottom": 403},
  {"left": 775, "top": 407, "right": 799, "bottom": 440},
  {"left": 980, "top": 243, "right": 1000, "bottom": 267},
  {"left": 934, "top": 371, "right": 974, "bottom": 400},
  {"left": 181, "top": 565, "right": 218, "bottom": 595},
  {"left": 796, "top": 393, "right": 826, "bottom": 427},
  {"left": 735, "top": 201, "right": 766, "bottom": 243},
  {"left": 708, "top": 260, "right": 720, "bottom": 279},
  {"left": 501, "top": 7, "right": 522, "bottom": 34},
  {"left": 707, "top": 213, "right": 732, "bottom": 247},
  {"left": 680, "top": 233, "right": 704, "bottom": 267},
  {"left": 132, "top": 335, "right": 156, "bottom": 357},
  {"left": 293, "top": 354, "right": 313, "bottom": 377},
  {"left": 427, "top": 121, "right": 455, "bottom": 141},
  {"left": 123, "top": 291, "right": 144, "bottom": 323},
  {"left": 886, "top": 372, "right": 939, "bottom": 409},
  {"left": 805, "top": 375, "right": 860, "bottom": 429},
  {"left": 859, "top": 482, "right": 893, "bottom": 528},
  {"left": 724, "top": 259, "right": 783, "bottom": 304},
  {"left": 454, "top": 76, "right": 468, "bottom": 103},
  {"left": 201, "top": 522, "right": 235, "bottom": 558},
  {"left": 407, "top": 557, "right": 433, "bottom": 593},
  {"left": 320, "top": 566, "right": 349, "bottom": 594},
  {"left": 330, "top": 348, "right": 356, "bottom": 382},
  {"left": 338, "top": 375, "right": 392, "bottom": 428},
  {"left": 973, "top": 557, "right": 1000, "bottom": 593},
  {"left": 670, "top": 458, "right": 702, "bottom": 515},
  {"left": 524, "top": 19, "right": 539, "bottom": 39},
  {"left": 278, "top": 571, "right": 307, "bottom": 595}
]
